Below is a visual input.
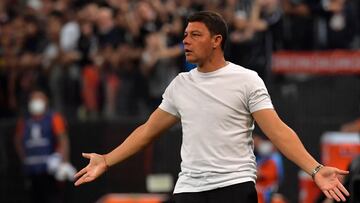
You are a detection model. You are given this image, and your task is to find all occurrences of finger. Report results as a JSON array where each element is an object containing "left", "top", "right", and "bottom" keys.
[
  {"left": 329, "top": 190, "right": 340, "bottom": 202},
  {"left": 74, "top": 167, "right": 87, "bottom": 179},
  {"left": 74, "top": 175, "right": 87, "bottom": 186},
  {"left": 336, "top": 169, "right": 349, "bottom": 175},
  {"left": 323, "top": 190, "right": 332, "bottom": 199},
  {"left": 74, "top": 175, "right": 84, "bottom": 186},
  {"left": 333, "top": 187, "right": 346, "bottom": 202},
  {"left": 82, "top": 153, "right": 92, "bottom": 159},
  {"left": 74, "top": 173, "right": 91, "bottom": 186},
  {"left": 75, "top": 174, "right": 95, "bottom": 186},
  {"left": 337, "top": 183, "right": 350, "bottom": 196}
]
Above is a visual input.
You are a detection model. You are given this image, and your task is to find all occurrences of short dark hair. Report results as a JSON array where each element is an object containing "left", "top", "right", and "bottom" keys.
[{"left": 187, "top": 11, "right": 228, "bottom": 50}]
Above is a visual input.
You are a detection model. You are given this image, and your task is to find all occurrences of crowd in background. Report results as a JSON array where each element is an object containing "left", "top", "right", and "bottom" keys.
[{"left": 1, "top": 0, "right": 360, "bottom": 121}]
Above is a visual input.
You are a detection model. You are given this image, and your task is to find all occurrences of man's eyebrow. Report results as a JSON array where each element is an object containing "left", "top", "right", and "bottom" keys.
[{"left": 184, "top": 30, "right": 202, "bottom": 34}]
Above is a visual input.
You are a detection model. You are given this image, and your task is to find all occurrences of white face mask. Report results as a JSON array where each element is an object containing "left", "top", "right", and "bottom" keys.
[
  {"left": 28, "top": 98, "right": 46, "bottom": 115},
  {"left": 257, "top": 141, "right": 273, "bottom": 156}
]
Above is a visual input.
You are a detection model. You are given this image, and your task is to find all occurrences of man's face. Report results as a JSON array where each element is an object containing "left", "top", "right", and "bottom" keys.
[{"left": 183, "top": 22, "right": 215, "bottom": 64}]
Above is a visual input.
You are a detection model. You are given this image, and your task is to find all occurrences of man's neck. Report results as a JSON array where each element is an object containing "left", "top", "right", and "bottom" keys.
[{"left": 197, "top": 56, "right": 228, "bottom": 73}]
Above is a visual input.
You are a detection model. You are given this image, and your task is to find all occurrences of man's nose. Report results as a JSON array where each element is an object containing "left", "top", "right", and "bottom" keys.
[{"left": 183, "top": 36, "right": 190, "bottom": 45}]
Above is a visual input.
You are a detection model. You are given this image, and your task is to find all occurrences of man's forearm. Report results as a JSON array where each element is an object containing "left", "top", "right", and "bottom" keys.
[
  {"left": 253, "top": 109, "right": 320, "bottom": 175},
  {"left": 103, "top": 108, "right": 179, "bottom": 169},
  {"left": 269, "top": 125, "right": 320, "bottom": 175}
]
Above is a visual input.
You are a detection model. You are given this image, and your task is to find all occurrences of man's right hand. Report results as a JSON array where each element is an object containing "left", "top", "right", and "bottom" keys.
[{"left": 74, "top": 153, "right": 108, "bottom": 186}]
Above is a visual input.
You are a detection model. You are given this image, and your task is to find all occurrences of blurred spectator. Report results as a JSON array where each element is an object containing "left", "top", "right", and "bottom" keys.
[
  {"left": 77, "top": 19, "right": 101, "bottom": 120},
  {"left": 140, "top": 31, "right": 183, "bottom": 110},
  {"left": 96, "top": 6, "right": 125, "bottom": 48},
  {"left": 254, "top": 135, "right": 284, "bottom": 203},
  {"left": 6, "top": 14, "right": 49, "bottom": 115},
  {"left": 318, "top": 0, "right": 357, "bottom": 49},
  {"left": 282, "top": 0, "right": 315, "bottom": 50},
  {"left": 59, "top": 8, "right": 82, "bottom": 116},
  {"left": 135, "top": 1, "right": 163, "bottom": 46},
  {"left": 226, "top": 0, "right": 282, "bottom": 81},
  {"left": 41, "top": 9, "right": 82, "bottom": 116},
  {"left": 0, "top": 1, "right": 9, "bottom": 23},
  {"left": 1, "top": 0, "right": 360, "bottom": 121},
  {"left": 43, "top": 11, "right": 66, "bottom": 114},
  {"left": 14, "top": 90, "right": 75, "bottom": 203},
  {"left": 98, "top": 8, "right": 135, "bottom": 118}
]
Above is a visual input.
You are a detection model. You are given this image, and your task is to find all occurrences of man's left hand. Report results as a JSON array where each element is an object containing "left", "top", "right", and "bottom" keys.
[{"left": 314, "top": 166, "right": 350, "bottom": 202}]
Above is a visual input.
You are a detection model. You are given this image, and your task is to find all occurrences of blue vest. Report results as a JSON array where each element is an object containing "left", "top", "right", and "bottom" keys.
[{"left": 23, "top": 111, "right": 56, "bottom": 175}]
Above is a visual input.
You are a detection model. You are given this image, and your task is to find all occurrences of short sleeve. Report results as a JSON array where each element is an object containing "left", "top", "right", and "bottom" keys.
[
  {"left": 159, "top": 77, "right": 180, "bottom": 117},
  {"left": 52, "top": 113, "right": 67, "bottom": 135},
  {"left": 247, "top": 74, "right": 274, "bottom": 113}
]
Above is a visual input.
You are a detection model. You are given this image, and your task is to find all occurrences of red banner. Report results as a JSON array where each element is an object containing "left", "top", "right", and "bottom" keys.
[{"left": 272, "top": 51, "right": 360, "bottom": 74}]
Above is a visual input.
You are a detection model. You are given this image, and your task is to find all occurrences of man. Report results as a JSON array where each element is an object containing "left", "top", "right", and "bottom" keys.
[
  {"left": 74, "top": 11, "right": 349, "bottom": 203},
  {"left": 14, "top": 90, "right": 71, "bottom": 203}
]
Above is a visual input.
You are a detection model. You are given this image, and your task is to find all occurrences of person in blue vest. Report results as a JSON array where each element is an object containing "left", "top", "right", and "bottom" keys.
[{"left": 14, "top": 90, "right": 71, "bottom": 203}]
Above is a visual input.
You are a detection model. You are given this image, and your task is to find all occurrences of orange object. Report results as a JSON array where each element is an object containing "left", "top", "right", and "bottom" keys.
[
  {"left": 256, "top": 152, "right": 284, "bottom": 203},
  {"left": 257, "top": 189, "right": 265, "bottom": 203},
  {"left": 256, "top": 158, "right": 278, "bottom": 203},
  {"left": 321, "top": 132, "right": 360, "bottom": 170},
  {"left": 52, "top": 112, "right": 67, "bottom": 135},
  {"left": 271, "top": 193, "right": 287, "bottom": 203},
  {"left": 82, "top": 65, "right": 100, "bottom": 111},
  {"left": 257, "top": 158, "right": 278, "bottom": 189},
  {"left": 298, "top": 170, "right": 321, "bottom": 203},
  {"left": 98, "top": 193, "right": 168, "bottom": 203}
]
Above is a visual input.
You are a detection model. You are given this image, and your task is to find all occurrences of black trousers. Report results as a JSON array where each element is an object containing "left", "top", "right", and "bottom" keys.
[{"left": 174, "top": 181, "right": 258, "bottom": 203}]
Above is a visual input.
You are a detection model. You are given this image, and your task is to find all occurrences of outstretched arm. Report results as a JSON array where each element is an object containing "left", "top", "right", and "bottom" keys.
[
  {"left": 74, "top": 108, "right": 179, "bottom": 186},
  {"left": 253, "top": 109, "right": 349, "bottom": 202}
]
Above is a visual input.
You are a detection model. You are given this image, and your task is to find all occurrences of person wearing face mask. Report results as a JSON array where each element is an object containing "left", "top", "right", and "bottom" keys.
[
  {"left": 254, "top": 135, "right": 285, "bottom": 203},
  {"left": 14, "top": 90, "right": 74, "bottom": 203}
]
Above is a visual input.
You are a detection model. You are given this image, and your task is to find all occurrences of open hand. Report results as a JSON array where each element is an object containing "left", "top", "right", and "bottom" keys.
[
  {"left": 314, "top": 166, "right": 350, "bottom": 202},
  {"left": 74, "top": 153, "right": 108, "bottom": 186}
]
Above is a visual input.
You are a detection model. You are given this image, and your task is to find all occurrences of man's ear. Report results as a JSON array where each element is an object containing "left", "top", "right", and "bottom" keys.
[{"left": 212, "top": 35, "right": 223, "bottom": 49}]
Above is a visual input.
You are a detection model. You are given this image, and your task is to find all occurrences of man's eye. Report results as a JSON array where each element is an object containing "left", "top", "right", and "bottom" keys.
[{"left": 183, "top": 33, "right": 201, "bottom": 39}]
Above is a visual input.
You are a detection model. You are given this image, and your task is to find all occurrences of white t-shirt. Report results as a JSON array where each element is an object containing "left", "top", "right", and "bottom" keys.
[{"left": 159, "top": 62, "right": 274, "bottom": 193}]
